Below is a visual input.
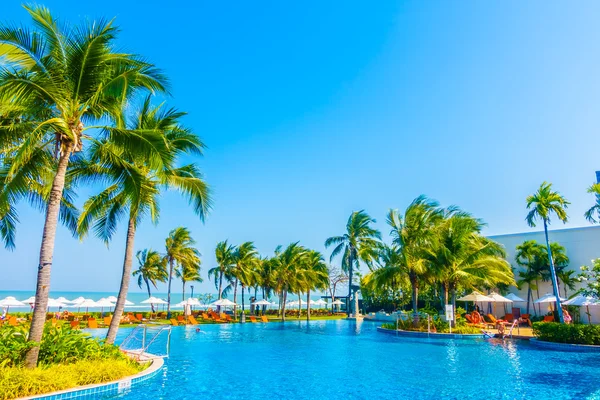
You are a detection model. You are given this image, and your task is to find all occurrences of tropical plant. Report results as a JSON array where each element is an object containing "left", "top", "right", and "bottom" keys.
[
  {"left": 300, "top": 250, "right": 329, "bottom": 321},
  {"left": 578, "top": 258, "right": 600, "bottom": 299},
  {"left": 363, "top": 245, "right": 409, "bottom": 307},
  {"left": 325, "top": 210, "right": 381, "bottom": 317},
  {"left": 270, "top": 242, "right": 308, "bottom": 321},
  {"left": 133, "top": 249, "right": 168, "bottom": 312},
  {"left": 0, "top": 5, "right": 168, "bottom": 367},
  {"left": 584, "top": 183, "right": 600, "bottom": 223},
  {"left": 175, "top": 257, "right": 202, "bottom": 301},
  {"left": 231, "top": 242, "right": 259, "bottom": 321},
  {"left": 165, "top": 227, "right": 203, "bottom": 319},
  {"left": 557, "top": 270, "right": 577, "bottom": 298},
  {"left": 526, "top": 182, "right": 570, "bottom": 323},
  {"left": 208, "top": 240, "right": 236, "bottom": 302},
  {"left": 387, "top": 196, "right": 443, "bottom": 320},
  {"left": 74, "top": 98, "right": 210, "bottom": 343}
]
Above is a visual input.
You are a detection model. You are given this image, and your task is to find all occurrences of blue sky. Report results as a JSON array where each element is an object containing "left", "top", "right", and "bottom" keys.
[{"left": 2, "top": 1, "right": 600, "bottom": 293}]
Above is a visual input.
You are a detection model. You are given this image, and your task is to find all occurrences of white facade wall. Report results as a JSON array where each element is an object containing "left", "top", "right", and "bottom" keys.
[{"left": 489, "top": 225, "right": 600, "bottom": 323}]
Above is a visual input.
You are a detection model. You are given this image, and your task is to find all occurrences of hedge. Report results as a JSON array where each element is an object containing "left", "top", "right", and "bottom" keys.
[{"left": 532, "top": 322, "right": 600, "bottom": 345}]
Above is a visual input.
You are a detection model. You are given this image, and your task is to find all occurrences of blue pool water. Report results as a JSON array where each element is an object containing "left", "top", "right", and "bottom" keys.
[{"left": 104, "top": 320, "right": 600, "bottom": 400}]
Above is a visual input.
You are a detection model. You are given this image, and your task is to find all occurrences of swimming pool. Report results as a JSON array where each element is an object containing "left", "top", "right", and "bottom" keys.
[{"left": 106, "top": 319, "right": 600, "bottom": 400}]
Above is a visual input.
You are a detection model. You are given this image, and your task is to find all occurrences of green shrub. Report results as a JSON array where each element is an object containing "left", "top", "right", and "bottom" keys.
[
  {"left": 0, "top": 323, "right": 127, "bottom": 367},
  {"left": 0, "top": 359, "right": 145, "bottom": 400},
  {"left": 533, "top": 322, "right": 600, "bottom": 345}
]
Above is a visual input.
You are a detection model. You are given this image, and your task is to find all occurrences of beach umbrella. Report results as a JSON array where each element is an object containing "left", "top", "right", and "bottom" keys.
[
  {"left": 47, "top": 298, "right": 67, "bottom": 308},
  {"left": 55, "top": 296, "right": 75, "bottom": 304},
  {"left": 0, "top": 296, "right": 26, "bottom": 314},
  {"left": 457, "top": 291, "right": 494, "bottom": 302},
  {"left": 505, "top": 293, "right": 526, "bottom": 302},
  {"left": 534, "top": 293, "right": 566, "bottom": 313},
  {"left": 124, "top": 299, "right": 135, "bottom": 306},
  {"left": 73, "top": 299, "right": 97, "bottom": 313},
  {"left": 106, "top": 296, "right": 118, "bottom": 302},
  {"left": 95, "top": 298, "right": 115, "bottom": 314},
  {"left": 251, "top": 299, "right": 272, "bottom": 306},
  {"left": 486, "top": 292, "right": 513, "bottom": 315},
  {"left": 71, "top": 296, "right": 86, "bottom": 304},
  {"left": 563, "top": 294, "right": 600, "bottom": 324},
  {"left": 331, "top": 299, "right": 344, "bottom": 305},
  {"left": 141, "top": 296, "right": 168, "bottom": 305},
  {"left": 212, "top": 299, "right": 237, "bottom": 307}
]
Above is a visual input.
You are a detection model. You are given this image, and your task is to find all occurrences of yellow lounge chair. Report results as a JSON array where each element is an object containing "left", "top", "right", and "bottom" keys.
[
  {"left": 170, "top": 319, "right": 179, "bottom": 326},
  {"left": 103, "top": 316, "right": 112, "bottom": 326},
  {"left": 8, "top": 316, "right": 18, "bottom": 326},
  {"left": 188, "top": 316, "right": 199, "bottom": 325},
  {"left": 70, "top": 320, "right": 80, "bottom": 329},
  {"left": 260, "top": 316, "right": 269, "bottom": 323},
  {"left": 88, "top": 319, "right": 98, "bottom": 329},
  {"left": 249, "top": 316, "right": 257, "bottom": 323}
]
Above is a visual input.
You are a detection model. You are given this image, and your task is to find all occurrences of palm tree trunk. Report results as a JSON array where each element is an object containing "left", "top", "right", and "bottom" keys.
[
  {"left": 166, "top": 258, "right": 175, "bottom": 319},
  {"left": 241, "top": 284, "right": 246, "bottom": 323},
  {"left": 106, "top": 217, "right": 136, "bottom": 345},
  {"left": 526, "top": 285, "right": 532, "bottom": 315},
  {"left": 347, "top": 254, "right": 354, "bottom": 317},
  {"left": 535, "top": 280, "right": 541, "bottom": 316},
  {"left": 233, "top": 278, "right": 238, "bottom": 320},
  {"left": 182, "top": 279, "right": 185, "bottom": 301},
  {"left": 25, "top": 144, "right": 73, "bottom": 368},
  {"left": 451, "top": 282, "right": 457, "bottom": 326},
  {"left": 298, "top": 292, "right": 302, "bottom": 319},
  {"left": 217, "top": 270, "right": 223, "bottom": 313},
  {"left": 145, "top": 278, "right": 155, "bottom": 313},
  {"left": 544, "top": 219, "right": 564, "bottom": 323},
  {"left": 281, "top": 291, "right": 287, "bottom": 321},
  {"left": 262, "top": 287, "right": 266, "bottom": 315},
  {"left": 306, "top": 291, "right": 311, "bottom": 321},
  {"left": 410, "top": 273, "right": 419, "bottom": 326}
]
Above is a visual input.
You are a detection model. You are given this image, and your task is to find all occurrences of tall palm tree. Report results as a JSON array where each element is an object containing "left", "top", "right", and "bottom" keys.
[
  {"left": 208, "top": 241, "right": 236, "bottom": 302},
  {"left": 176, "top": 257, "right": 202, "bottom": 301},
  {"left": 558, "top": 270, "right": 577, "bottom": 298},
  {"left": 325, "top": 210, "right": 381, "bottom": 317},
  {"left": 387, "top": 196, "right": 443, "bottom": 320},
  {"left": 301, "top": 250, "right": 329, "bottom": 321},
  {"left": 526, "top": 182, "right": 569, "bottom": 323},
  {"left": 231, "top": 242, "right": 259, "bottom": 322},
  {"left": 363, "top": 245, "right": 410, "bottom": 307},
  {"left": 75, "top": 100, "right": 210, "bottom": 344},
  {"left": 133, "top": 249, "right": 168, "bottom": 312},
  {"left": 165, "top": 227, "right": 202, "bottom": 319},
  {"left": 0, "top": 6, "right": 167, "bottom": 367}
]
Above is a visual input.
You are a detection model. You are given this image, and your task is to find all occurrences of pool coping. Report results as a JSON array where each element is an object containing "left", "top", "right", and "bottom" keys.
[
  {"left": 377, "top": 326, "right": 485, "bottom": 339},
  {"left": 529, "top": 338, "right": 600, "bottom": 352},
  {"left": 18, "top": 356, "right": 164, "bottom": 400}
]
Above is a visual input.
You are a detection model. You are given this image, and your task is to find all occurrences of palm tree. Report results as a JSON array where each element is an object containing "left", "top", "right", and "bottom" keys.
[
  {"left": 515, "top": 240, "right": 544, "bottom": 315},
  {"left": 526, "top": 182, "right": 569, "bottom": 323},
  {"left": 325, "top": 210, "right": 381, "bottom": 317},
  {"left": 429, "top": 211, "right": 514, "bottom": 323},
  {"left": 301, "top": 250, "right": 329, "bottom": 321},
  {"left": 271, "top": 243, "right": 308, "bottom": 321},
  {"left": 585, "top": 183, "right": 600, "bottom": 223},
  {"left": 133, "top": 249, "right": 168, "bottom": 312},
  {"left": 176, "top": 258, "right": 202, "bottom": 301},
  {"left": 231, "top": 242, "right": 259, "bottom": 322},
  {"left": 363, "top": 245, "right": 409, "bottom": 307},
  {"left": 558, "top": 270, "right": 577, "bottom": 298},
  {"left": 165, "top": 228, "right": 202, "bottom": 319},
  {"left": 208, "top": 241, "right": 236, "bottom": 302},
  {"left": 0, "top": 6, "right": 167, "bottom": 367},
  {"left": 387, "top": 196, "right": 443, "bottom": 320}
]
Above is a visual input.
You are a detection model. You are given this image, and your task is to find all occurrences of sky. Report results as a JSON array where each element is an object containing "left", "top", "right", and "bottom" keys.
[{"left": 2, "top": 1, "right": 600, "bottom": 294}]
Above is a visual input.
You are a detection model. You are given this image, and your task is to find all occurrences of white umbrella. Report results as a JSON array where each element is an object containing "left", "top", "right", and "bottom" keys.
[
  {"left": 71, "top": 296, "right": 86, "bottom": 304},
  {"left": 314, "top": 299, "right": 328, "bottom": 306},
  {"left": 175, "top": 298, "right": 200, "bottom": 307},
  {"left": 212, "top": 299, "right": 237, "bottom": 307},
  {"left": 141, "top": 296, "right": 168, "bottom": 305},
  {"left": 486, "top": 292, "right": 513, "bottom": 316},
  {"left": 0, "top": 296, "right": 26, "bottom": 314},
  {"left": 457, "top": 291, "right": 494, "bottom": 302},
  {"left": 505, "top": 293, "right": 526, "bottom": 302},
  {"left": 124, "top": 299, "right": 135, "bottom": 306},
  {"left": 73, "top": 299, "right": 97, "bottom": 313},
  {"left": 331, "top": 299, "right": 344, "bottom": 305},
  {"left": 106, "top": 296, "right": 118, "bottom": 302},
  {"left": 564, "top": 294, "right": 600, "bottom": 324},
  {"left": 55, "top": 296, "right": 75, "bottom": 304},
  {"left": 251, "top": 299, "right": 272, "bottom": 306},
  {"left": 22, "top": 296, "right": 36, "bottom": 304},
  {"left": 309, "top": 300, "right": 319, "bottom": 306},
  {"left": 534, "top": 293, "right": 565, "bottom": 304}
]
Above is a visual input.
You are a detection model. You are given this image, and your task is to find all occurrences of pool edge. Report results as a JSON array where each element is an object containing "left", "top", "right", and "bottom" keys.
[{"left": 18, "top": 356, "right": 164, "bottom": 400}]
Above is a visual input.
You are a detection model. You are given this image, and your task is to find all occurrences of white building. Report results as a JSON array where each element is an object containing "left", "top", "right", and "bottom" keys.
[{"left": 489, "top": 225, "right": 600, "bottom": 323}]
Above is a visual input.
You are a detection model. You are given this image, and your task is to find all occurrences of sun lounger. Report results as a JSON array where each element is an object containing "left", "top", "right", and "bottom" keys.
[
  {"left": 519, "top": 313, "right": 532, "bottom": 327},
  {"left": 260, "top": 316, "right": 269, "bottom": 323},
  {"left": 250, "top": 316, "right": 257, "bottom": 323},
  {"left": 188, "top": 316, "right": 199, "bottom": 325},
  {"left": 170, "top": 319, "right": 179, "bottom": 326},
  {"left": 201, "top": 313, "right": 210, "bottom": 320},
  {"left": 136, "top": 313, "right": 144, "bottom": 321},
  {"left": 7, "top": 316, "right": 18, "bottom": 326},
  {"left": 543, "top": 315, "right": 554, "bottom": 322},
  {"left": 88, "top": 319, "right": 98, "bottom": 328},
  {"left": 103, "top": 317, "right": 112, "bottom": 326},
  {"left": 177, "top": 315, "right": 185, "bottom": 323},
  {"left": 70, "top": 320, "right": 80, "bottom": 329}
]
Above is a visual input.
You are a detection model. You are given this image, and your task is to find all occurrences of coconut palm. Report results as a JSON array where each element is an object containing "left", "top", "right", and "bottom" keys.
[
  {"left": 558, "top": 270, "right": 577, "bottom": 298},
  {"left": 208, "top": 241, "right": 236, "bottom": 302},
  {"left": 429, "top": 211, "right": 514, "bottom": 323},
  {"left": 231, "top": 242, "right": 259, "bottom": 322},
  {"left": 363, "top": 245, "right": 410, "bottom": 305},
  {"left": 387, "top": 196, "right": 443, "bottom": 320},
  {"left": 300, "top": 250, "right": 328, "bottom": 321},
  {"left": 133, "top": 249, "right": 168, "bottom": 312},
  {"left": 0, "top": 6, "right": 167, "bottom": 366},
  {"left": 325, "top": 210, "right": 381, "bottom": 317},
  {"left": 165, "top": 228, "right": 202, "bottom": 319},
  {"left": 271, "top": 243, "right": 308, "bottom": 321},
  {"left": 75, "top": 100, "right": 210, "bottom": 343},
  {"left": 585, "top": 183, "right": 600, "bottom": 223},
  {"left": 526, "top": 182, "right": 569, "bottom": 323},
  {"left": 176, "top": 257, "right": 202, "bottom": 301},
  {"left": 515, "top": 240, "right": 545, "bottom": 315}
]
